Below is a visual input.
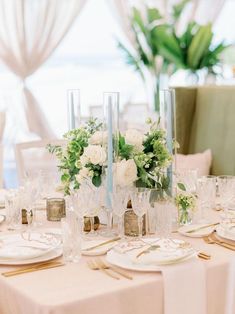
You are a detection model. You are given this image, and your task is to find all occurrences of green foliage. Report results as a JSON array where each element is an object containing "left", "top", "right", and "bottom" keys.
[
  {"left": 118, "top": 134, "right": 134, "bottom": 159},
  {"left": 175, "top": 193, "right": 196, "bottom": 211},
  {"left": 122, "top": 119, "right": 172, "bottom": 190},
  {"left": 177, "top": 182, "right": 186, "bottom": 191},
  {"left": 47, "top": 119, "right": 103, "bottom": 195},
  {"left": 118, "top": 3, "right": 228, "bottom": 94}
]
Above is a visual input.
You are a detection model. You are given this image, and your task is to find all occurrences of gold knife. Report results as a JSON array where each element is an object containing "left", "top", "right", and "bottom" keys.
[
  {"left": 2, "top": 262, "right": 64, "bottom": 277},
  {"left": 83, "top": 237, "right": 121, "bottom": 251},
  {"left": 185, "top": 222, "right": 219, "bottom": 234}
]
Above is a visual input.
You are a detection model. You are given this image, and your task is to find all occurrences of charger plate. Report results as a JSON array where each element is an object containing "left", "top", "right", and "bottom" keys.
[{"left": 106, "top": 238, "right": 195, "bottom": 272}]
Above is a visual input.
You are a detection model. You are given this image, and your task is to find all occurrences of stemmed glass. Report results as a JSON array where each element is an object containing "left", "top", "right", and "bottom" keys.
[
  {"left": 130, "top": 188, "right": 151, "bottom": 238},
  {"left": 5, "top": 189, "right": 21, "bottom": 230},
  {"left": 22, "top": 177, "right": 42, "bottom": 228},
  {"left": 197, "top": 175, "right": 217, "bottom": 222},
  {"left": 73, "top": 180, "right": 103, "bottom": 237},
  {"left": 217, "top": 176, "right": 235, "bottom": 210},
  {"left": 217, "top": 175, "right": 235, "bottom": 227},
  {"left": 110, "top": 186, "right": 129, "bottom": 238}
]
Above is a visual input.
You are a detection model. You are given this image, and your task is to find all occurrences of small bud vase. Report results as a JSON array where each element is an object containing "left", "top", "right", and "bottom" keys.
[{"left": 178, "top": 207, "right": 192, "bottom": 225}]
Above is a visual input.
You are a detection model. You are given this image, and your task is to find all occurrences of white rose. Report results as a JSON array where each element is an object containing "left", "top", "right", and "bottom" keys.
[
  {"left": 89, "top": 131, "right": 108, "bottom": 145},
  {"left": 83, "top": 145, "right": 107, "bottom": 165},
  {"left": 114, "top": 159, "right": 138, "bottom": 187},
  {"left": 76, "top": 167, "right": 89, "bottom": 183},
  {"left": 80, "top": 154, "right": 88, "bottom": 166},
  {"left": 125, "top": 129, "right": 144, "bottom": 151}
]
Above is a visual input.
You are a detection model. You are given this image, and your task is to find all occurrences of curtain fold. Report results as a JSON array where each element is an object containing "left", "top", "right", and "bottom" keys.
[{"left": 0, "top": 0, "right": 87, "bottom": 139}]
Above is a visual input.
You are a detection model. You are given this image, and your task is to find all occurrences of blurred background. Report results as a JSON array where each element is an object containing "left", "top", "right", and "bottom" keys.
[{"left": 0, "top": 0, "right": 234, "bottom": 187}]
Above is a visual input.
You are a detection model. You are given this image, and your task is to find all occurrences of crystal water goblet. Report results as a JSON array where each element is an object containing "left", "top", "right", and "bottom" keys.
[
  {"left": 130, "top": 188, "right": 151, "bottom": 238},
  {"left": 217, "top": 175, "right": 235, "bottom": 228},
  {"left": 197, "top": 175, "right": 217, "bottom": 222},
  {"left": 110, "top": 186, "right": 129, "bottom": 238}
]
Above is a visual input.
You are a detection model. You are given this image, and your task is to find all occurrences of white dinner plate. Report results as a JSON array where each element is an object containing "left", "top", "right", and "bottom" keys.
[
  {"left": 0, "top": 247, "right": 62, "bottom": 265},
  {"left": 0, "top": 229, "right": 61, "bottom": 261},
  {"left": 178, "top": 224, "right": 216, "bottom": 238},
  {"left": 216, "top": 224, "right": 235, "bottom": 242},
  {"left": 106, "top": 238, "right": 196, "bottom": 272}
]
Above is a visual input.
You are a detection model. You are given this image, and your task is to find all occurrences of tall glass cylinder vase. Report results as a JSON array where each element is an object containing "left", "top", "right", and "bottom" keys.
[
  {"left": 160, "top": 89, "right": 177, "bottom": 196},
  {"left": 102, "top": 92, "right": 119, "bottom": 237},
  {"left": 67, "top": 89, "right": 81, "bottom": 130}
]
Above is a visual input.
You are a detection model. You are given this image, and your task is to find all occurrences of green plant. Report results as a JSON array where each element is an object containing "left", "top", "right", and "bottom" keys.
[{"left": 118, "top": 1, "right": 228, "bottom": 110}]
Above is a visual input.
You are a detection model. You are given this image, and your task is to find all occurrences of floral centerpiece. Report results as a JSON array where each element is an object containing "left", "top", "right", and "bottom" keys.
[
  {"left": 115, "top": 118, "right": 172, "bottom": 193},
  {"left": 47, "top": 119, "right": 107, "bottom": 195},
  {"left": 48, "top": 118, "right": 172, "bottom": 196},
  {"left": 175, "top": 184, "right": 196, "bottom": 225}
]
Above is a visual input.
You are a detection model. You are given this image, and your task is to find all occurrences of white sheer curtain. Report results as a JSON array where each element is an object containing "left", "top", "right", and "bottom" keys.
[
  {"left": 108, "top": 0, "right": 226, "bottom": 46},
  {"left": 0, "top": 0, "right": 87, "bottom": 139}
]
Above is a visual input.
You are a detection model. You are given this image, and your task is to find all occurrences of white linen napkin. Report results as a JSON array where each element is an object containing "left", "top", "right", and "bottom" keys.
[{"left": 161, "top": 259, "right": 207, "bottom": 314}]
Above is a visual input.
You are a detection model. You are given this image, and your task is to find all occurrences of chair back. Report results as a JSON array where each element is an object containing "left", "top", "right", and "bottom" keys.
[
  {"left": 175, "top": 86, "right": 235, "bottom": 175},
  {"left": 15, "top": 139, "right": 67, "bottom": 184}
]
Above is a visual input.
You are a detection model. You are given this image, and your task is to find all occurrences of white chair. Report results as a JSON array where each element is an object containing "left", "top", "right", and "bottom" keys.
[{"left": 14, "top": 139, "right": 67, "bottom": 185}]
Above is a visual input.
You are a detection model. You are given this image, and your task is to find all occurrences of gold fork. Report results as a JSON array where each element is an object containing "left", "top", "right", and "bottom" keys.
[
  {"left": 87, "top": 259, "right": 120, "bottom": 280},
  {"left": 96, "top": 258, "right": 133, "bottom": 280},
  {"left": 203, "top": 234, "right": 235, "bottom": 251}
]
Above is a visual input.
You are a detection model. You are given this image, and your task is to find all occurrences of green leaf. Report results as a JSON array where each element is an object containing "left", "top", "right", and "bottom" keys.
[
  {"left": 61, "top": 173, "right": 70, "bottom": 183},
  {"left": 147, "top": 7, "right": 162, "bottom": 23},
  {"left": 92, "top": 175, "right": 101, "bottom": 187},
  {"left": 132, "top": 7, "right": 146, "bottom": 35},
  {"left": 187, "top": 24, "right": 213, "bottom": 70},
  {"left": 177, "top": 182, "right": 186, "bottom": 191}
]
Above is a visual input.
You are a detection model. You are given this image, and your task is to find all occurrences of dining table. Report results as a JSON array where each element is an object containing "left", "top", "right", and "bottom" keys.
[{"left": 0, "top": 206, "right": 235, "bottom": 314}]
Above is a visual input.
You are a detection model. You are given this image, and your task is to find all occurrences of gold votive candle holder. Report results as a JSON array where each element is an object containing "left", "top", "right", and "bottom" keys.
[
  {"left": 46, "top": 198, "right": 66, "bottom": 221},
  {"left": 124, "top": 209, "right": 146, "bottom": 237}
]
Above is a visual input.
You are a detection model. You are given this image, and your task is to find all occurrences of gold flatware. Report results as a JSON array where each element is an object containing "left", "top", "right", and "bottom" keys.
[
  {"left": 87, "top": 260, "right": 120, "bottom": 280},
  {"left": 83, "top": 237, "right": 121, "bottom": 252},
  {"left": 210, "top": 232, "right": 235, "bottom": 249},
  {"left": 197, "top": 252, "right": 211, "bottom": 260},
  {"left": 203, "top": 234, "right": 235, "bottom": 251},
  {"left": 96, "top": 258, "right": 133, "bottom": 280},
  {"left": 2, "top": 261, "right": 64, "bottom": 277},
  {"left": 185, "top": 222, "right": 219, "bottom": 234}
]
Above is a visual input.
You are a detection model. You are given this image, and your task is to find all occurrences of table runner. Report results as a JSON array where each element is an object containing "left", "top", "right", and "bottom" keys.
[{"left": 161, "top": 259, "right": 206, "bottom": 314}]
